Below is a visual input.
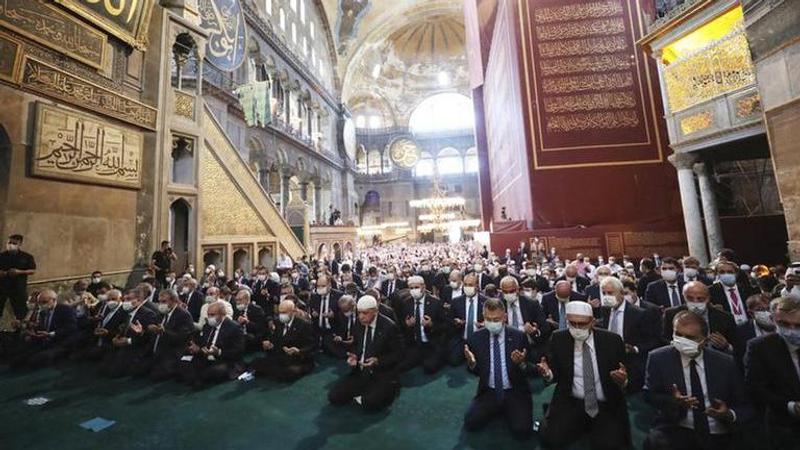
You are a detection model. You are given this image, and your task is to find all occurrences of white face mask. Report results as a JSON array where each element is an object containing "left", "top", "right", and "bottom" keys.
[
  {"left": 257, "top": 274, "right": 267, "bottom": 281},
  {"left": 671, "top": 335, "right": 701, "bottom": 357},
  {"left": 601, "top": 295, "right": 618, "bottom": 308},
  {"left": 504, "top": 293, "right": 518, "bottom": 303},
  {"left": 485, "top": 320, "right": 503, "bottom": 335},
  {"left": 181, "top": 287, "right": 190, "bottom": 295},
  {"left": 279, "top": 313, "right": 292, "bottom": 324},
  {"left": 157, "top": 303, "right": 170, "bottom": 314},
  {"left": 753, "top": 310, "right": 773, "bottom": 328},
  {"left": 623, "top": 294, "right": 635, "bottom": 304},
  {"left": 236, "top": 303, "right": 247, "bottom": 312},
  {"left": 661, "top": 269, "right": 677, "bottom": 282},
  {"left": 106, "top": 300, "right": 120, "bottom": 310},
  {"left": 474, "top": 264, "right": 483, "bottom": 273},
  {"left": 387, "top": 273, "right": 396, "bottom": 280},
  {"left": 463, "top": 286, "right": 476, "bottom": 297},
  {"left": 344, "top": 311, "right": 354, "bottom": 318},
  {"left": 121, "top": 301, "right": 134, "bottom": 311},
  {"left": 205, "top": 296, "right": 216, "bottom": 304},
  {"left": 449, "top": 281, "right": 460, "bottom": 289},
  {"left": 522, "top": 289, "right": 534, "bottom": 299},
  {"left": 568, "top": 326, "right": 590, "bottom": 341},
  {"left": 91, "top": 277, "right": 102, "bottom": 284},
  {"left": 97, "top": 294, "right": 108, "bottom": 302},
  {"left": 410, "top": 288, "right": 423, "bottom": 300},
  {"left": 207, "top": 316, "right": 220, "bottom": 327},
  {"left": 683, "top": 268, "right": 698, "bottom": 279},
  {"left": 686, "top": 301, "right": 707, "bottom": 314}
]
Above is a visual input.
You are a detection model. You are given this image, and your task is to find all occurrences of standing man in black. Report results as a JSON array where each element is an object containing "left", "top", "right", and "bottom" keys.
[
  {"left": 538, "top": 301, "right": 631, "bottom": 450},
  {"left": 744, "top": 295, "right": 800, "bottom": 449},
  {"left": 463, "top": 298, "right": 533, "bottom": 440},
  {"left": 328, "top": 295, "right": 404, "bottom": 412},
  {"left": 151, "top": 240, "right": 176, "bottom": 289},
  {"left": 0, "top": 234, "right": 36, "bottom": 320}
]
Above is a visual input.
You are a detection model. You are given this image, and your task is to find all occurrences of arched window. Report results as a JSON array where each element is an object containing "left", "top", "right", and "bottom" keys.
[
  {"left": 465, "top": 147, "right": 479, "bottom": 173},
  {"left": 409, "top": 93, "right": 475, "bottom": 134},
  {"left": 437, "top": 147, "right": 463, "bottom": 175},
  {"left": 265, "top": 0, "right": 272, "bottom": 15},
  {"left": 356, "top": 146, "right": 367, "bottom": 173},
  {"left": 414, "top": 152, "right": 434, "bottom": 177},
  {"left": 367, "top": 150, "right": 382, "bottom": 175},
  {"left": 279, "top": 8, "right": 286, "bottom": 30},
  {"left": 382, "top": 151, "right": 392, "bottom": 173}
]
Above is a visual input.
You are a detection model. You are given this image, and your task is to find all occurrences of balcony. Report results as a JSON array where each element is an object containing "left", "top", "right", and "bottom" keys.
[{"left": 648, "top": 0, "right": 709, "bottom": 33}]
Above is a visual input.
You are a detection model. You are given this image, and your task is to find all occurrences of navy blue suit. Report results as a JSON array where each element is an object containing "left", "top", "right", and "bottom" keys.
[
  {"left": 464, "top": 326, "right": 533, "bottom": 438},
  {"left": 644, "top": 345, "right": 754, "bottom": 449},
  {"left": 540, "top": 291, "right": 588, "bottom": 334},
  {"left": 446, "top": 293, "right": 486, "bottom": 365},
  {"left": 645, "top": 279, "right": 685, "bottom": 309}
]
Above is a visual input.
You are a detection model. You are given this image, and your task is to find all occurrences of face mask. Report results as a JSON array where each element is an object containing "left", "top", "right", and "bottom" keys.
[
  {"left": 106, "top": 300, "right": 120, "bottom": 310},
  {"left": 776, "top": 325, "right": 800, "bottom": 346},
  {"left": 291, "top": 273, "right": 299, "bottom": 280},
  {"left": 504, "top": 293, "right": 518, "bottom": 303},
  {"left": 753, "top": 311, "right": 774, "bottom": 329},
  {"left": 6, "top": 243, "right": 19, "bottom": 252},
  {"left": 683, "top": 268, "right": 698, "bottom": 279},
  {"left": 449, "top": 281, "right": 460, "bottom": 289},
  {"left": 317, "top": 287, "right": 329, "bottom": 296},
  {"left": 719, "top": 273, "right": 737, "bottom": 286},
  {"left": 442, "top": 267, "right": 451, "bottom": 274},
  {"left": 527, "top": 269, "right": 537, "bottom": 277},
  {"left": 410, "top": 288, "right": 423, "bottom": 300},
  {"left": 672, "top": 335, "right": 701, "bottom": 357},
  {"left": 387, "top": 273, "right": 396, "bottom": 280},
  {"left": 568, "top": 326, "right": 590, "bottom": 341},
  {"left": 279, "top": 313, "right": 292, "bottom": 324},
  {"left": 91, "top": 277, "right": 101, "bottom": 284},
  {"left": 207, "top": 316, "right": 220, "bottom": 327},
  {"left": 344, "top": 311, "right": 354, "bottom": 318},
  {"left": 474, "top": 264, "right": 483, "bottom": 273},
  {"left": 601, "top": 295, "right": 618, "bottom": 308},
  {"left": 181, "top": 287, "right": 190, "bottom": 295},
  {"left": 97, "top": 294, "right": 108, "bottom": 302},
  {"left": 463, "top": 286, "right": 476, "bottom": 297},
  {"left": 236, "top": 303, "right": 247, "bottom": 312},
  {"left": 157, "top": 303, "right": 170, "bottom": 314},
  {"left": 522, "top": 289, "right": 534, "bottom": 299},
  {"left": 623, "top": 294, "right": 635, "bottom": 304},
  {"left": 205, "top": 296, "right": 216, "bottom": 304},
  {"left": 661, "top": 269, "right": 677, "bottom": 282},
  {"left": 485, "top": 320, "right": 503, "bottom": 335},
  {"left": 257, "top": 274, "right": 267, "bottom": 281},
  {"left": 421, "top": 265, "right": 430, "bottom": 272},
  {"left": 121, "top": 301, "right": 134, "bottom": 311},
  {"left": 686, "top": 301, "right": 707, "bottom": 314}
]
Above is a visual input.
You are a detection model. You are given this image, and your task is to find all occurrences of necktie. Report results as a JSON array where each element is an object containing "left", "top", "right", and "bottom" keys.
[
  {"left": 729, "top": 289, "right": 742, "bottom": 315},
  {"left": 466, "top": 298, "right": 475, "bottom": 339},
  {"left": 389, "top": 281, "right": 394, "bottom": 295},
  {"left": 690, "top": 359, "right": 710, "bottom": 434},
  {"left": 46, "top": 309, "right": 54, "bottom": 331},
  {"left": 153, "top": 313, "right": 169, "bottom": 353},
  {"left": 101, "top": 307, "right": 115, "bottom": 327},
  {"left": 415, "top": 301, "right": 423, "bottom": 342},
  {"left": 346, "top": 315, "right": 352, "bottom": 339},
  {"left": 670, "top": 285, "right": 680, "bottom": 307},
  {"left": 559, "top": 303, "right": 567, "bottom": 330},
  {"left": 362, "top": 325, "right": 373, "bottom": 364},
  {"left": 493, "top": 335, "right": 504, "bottom": 399},
  {"left": 583, "top": 342, "right": 599, "bottom": 417},
  {"left": 510, "top": 304, "right": 520, "bottom": 329},
  {"left": 320, "top": 296, "right": 328, "bottom": 328},
  {"left": 206, "top": 326, "right": 218, "bottom": 347},
  {"left": 609, "top": 309, "right": 619, "bottom": 336}
]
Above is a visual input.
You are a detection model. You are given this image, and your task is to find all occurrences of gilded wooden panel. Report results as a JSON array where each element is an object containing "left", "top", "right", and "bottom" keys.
[
  {"left": 54, "top": 0, "right": 155, "bottom": 50},
  {"left": 0, "top": 31, "right": 22, "bottom": 83},
  {"left": 680, "top": 110, "right": 714, "bottom": 135},
  {"left": 174, "top": 90, "right": 195, "bottom": 120},
  {"left": 0, "top": 0, "right": 107, "bottom": 69},
  {"left": 21, "top": 56, "right": 157, "bottom": 130},
  {"left": 31, "top": 102, "right": 142, "bottom": 189}
]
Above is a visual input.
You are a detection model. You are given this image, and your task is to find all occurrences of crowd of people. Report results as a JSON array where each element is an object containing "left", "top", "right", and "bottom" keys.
[{"left": 0, "top": 235, "right": 799, "bottom": 449}]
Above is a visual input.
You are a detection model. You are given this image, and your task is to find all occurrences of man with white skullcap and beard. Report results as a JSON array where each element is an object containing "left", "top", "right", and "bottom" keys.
[
  {"left": 537, "top": 301, "right": 632, "bottom": 449},
  {"left": 328, "top": 295, "right": 404, "bottom": 412}
]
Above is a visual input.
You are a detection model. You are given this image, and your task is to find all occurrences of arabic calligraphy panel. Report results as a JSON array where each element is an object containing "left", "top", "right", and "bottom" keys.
[
  {"left": 53, "top": 0, "right": 155, "bottom": 50},
  {"left": 32, "top": 102, "right": 142, "bottom": 189},
  {"left": 0, "top": 32, "right": 22, "bottom": 83},
  {"left": 198, "top": 0, "right": 247, "bottom": 71}
]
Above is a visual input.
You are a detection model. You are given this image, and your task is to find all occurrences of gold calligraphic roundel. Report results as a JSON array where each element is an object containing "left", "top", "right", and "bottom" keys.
[
  {"left": 198, "top": 0, "right": 247, "bottom": 71},
  {"left": 389, "top": 138, "right": 421, "bottom": 169}
]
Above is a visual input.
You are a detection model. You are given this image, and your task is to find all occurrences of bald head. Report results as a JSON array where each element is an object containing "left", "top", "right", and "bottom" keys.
[
  {"left": 683, "top": 281, "right": 709, "bottom": 303},
  {"left": 555, "top": 280, "right": 572, "bottom": 299}
]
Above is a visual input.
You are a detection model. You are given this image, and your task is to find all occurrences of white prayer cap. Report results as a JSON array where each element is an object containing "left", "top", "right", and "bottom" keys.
[
  {"left": 565, "top": 301, "right": 593, "bottom": 317},
  {"left": 357, "top": 295, "right": 378, "bottom": 311}
]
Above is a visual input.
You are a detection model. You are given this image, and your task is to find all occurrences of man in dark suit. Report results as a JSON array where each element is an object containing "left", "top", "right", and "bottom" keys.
[
  {"left": 637, "top": 258, "right": 661, "bottom": 298},
  {"left": 463, "top": 298, "right": 533, "bottom": 440},
  {"left": 233, "top": 289, "right": 267, "bottom": 352},
  {"left": 556, "top": 264, "right": 590, "bottom": 294},
  {"left": 734, "top": 294, "right": 775, "bottom": 368},
  {"left": 71, "top": 289, "right": 128, "bottom": 362},
  {"left": 644, "top": 310, "right": 754, "bottom": 450},
  {"left": 250, "top": 267, "right": 272, "bottom": 312},
  {"left": 682, "top": 256, "right": 713, "bottom": 285},
  {"left": 645, "top": 257, "right": 685, "bottom": 309},
  {"left": 538, "top": 301, "right": 631, "bottom": 450},
  {"left": 472, "top": 263, "right": 495, "bottom": 292},
  {"left": 324, "top": 295, "right": 357, "bottom": 359},
  {"left": 309, "top": 275, "right": 342, "bottom": 352},
  {"left": 99, "top": 288, "right": 158, "bottom": 377},
  {"left": 585, "top": 266, "right": 613, "bottom": 306},
  {"left": 251, "top": 299, "right": 315, "bottom": 381},
  {"left": 0, "top": 234, "right": 37, "bottom": 320},
  {"left": 380, "top": 267, "right": 407, "bottom": 301},
  {"left": 131, "top": 289, "right": 194, "bottom": 380},
  {"left": 328, "top": 295, "right": 404, "bottom": 412},
  {"left": 10, "top": 289, "right": 76, "bottom": 368},
  {"left": 447, "top": 273, "right": 486, "bottom": 366},
  {"left": 599, "top": 277, "right": 660, "bottom": 391},
  {"left": 709, "top": 260, "right": 755, "bottom": 326},
  {"left": 397, "top": 276, "right": 447, "bottom": 374},
  {"left": 179, "top": 301, "right": 244, "bottom": 388},
  {"left": 180, "top": 278, "right": 204, "bottom": 322},
  {"left": 340, "top": 264, "right": 362, "bottom": 289},
  {"left": 439, "top": 270, "right": 464, "bottom": 306},
  {"left": 744, "top": 296, "right": 800, "bottom": 450},
  {"left": 663, "top": 282, "right": 738, "bottom": 354},
  {"left": 499, "top": 276, "right": 548, "bottom": 362},
  {"left": 541, "top": 280, "right": 588, "bottom": 334}
]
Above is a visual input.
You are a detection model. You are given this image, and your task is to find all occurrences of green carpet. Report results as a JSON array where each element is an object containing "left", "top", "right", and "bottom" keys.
[{"left": 0, "top": 355, "right": 654, "bottom": 449}]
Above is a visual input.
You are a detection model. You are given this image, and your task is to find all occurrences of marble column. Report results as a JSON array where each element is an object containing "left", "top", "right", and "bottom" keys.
[
  {"left": 694, "top": 162, "right": 724, "bottom": 259},
  {"left": 313, "top": 184, "right": 322, "bottom": 223},
  {"left": 668, "top": 153, "right": 709, "bottom": 264},
  {"left": 299, "top": 181, "right": 309, "bottom": 202},
  {"left": 281, "top": 174, "right": 291, "bottom": 216}
]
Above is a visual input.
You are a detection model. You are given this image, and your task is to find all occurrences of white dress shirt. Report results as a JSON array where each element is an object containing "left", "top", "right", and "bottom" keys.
[
  {"left": 678, "top": 352, "right": 732, "bottom": 434},
  {"left": 415, "top": 297, "right": 428, "bottom": 343},
  {"left": 571, "top": 333, "right": 606, "bottom": 402},
  {"left": 360, "top": 317, "right": 377, "bottom": 364},
  {"left": 608, "top": 300, "right": 626, "bottom": 340}
]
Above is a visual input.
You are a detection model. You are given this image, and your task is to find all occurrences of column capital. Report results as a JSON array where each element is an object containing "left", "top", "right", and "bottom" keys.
[
  {"left": 667, "top": 152, "right": 698, "bottom": 170},
  {"left": 693, "top": 161, "right": 709, "bottom": 176}
]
